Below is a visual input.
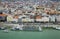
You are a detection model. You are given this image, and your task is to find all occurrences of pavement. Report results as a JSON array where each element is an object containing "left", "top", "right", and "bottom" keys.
[{"left": 0, "top": 22, "right": 60, "bottom": 28}]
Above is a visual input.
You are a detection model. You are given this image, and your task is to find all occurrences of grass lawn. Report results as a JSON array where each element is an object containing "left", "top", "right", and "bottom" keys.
[{"left": 0, "top": 29, "right": 60, "bottom": 39}]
